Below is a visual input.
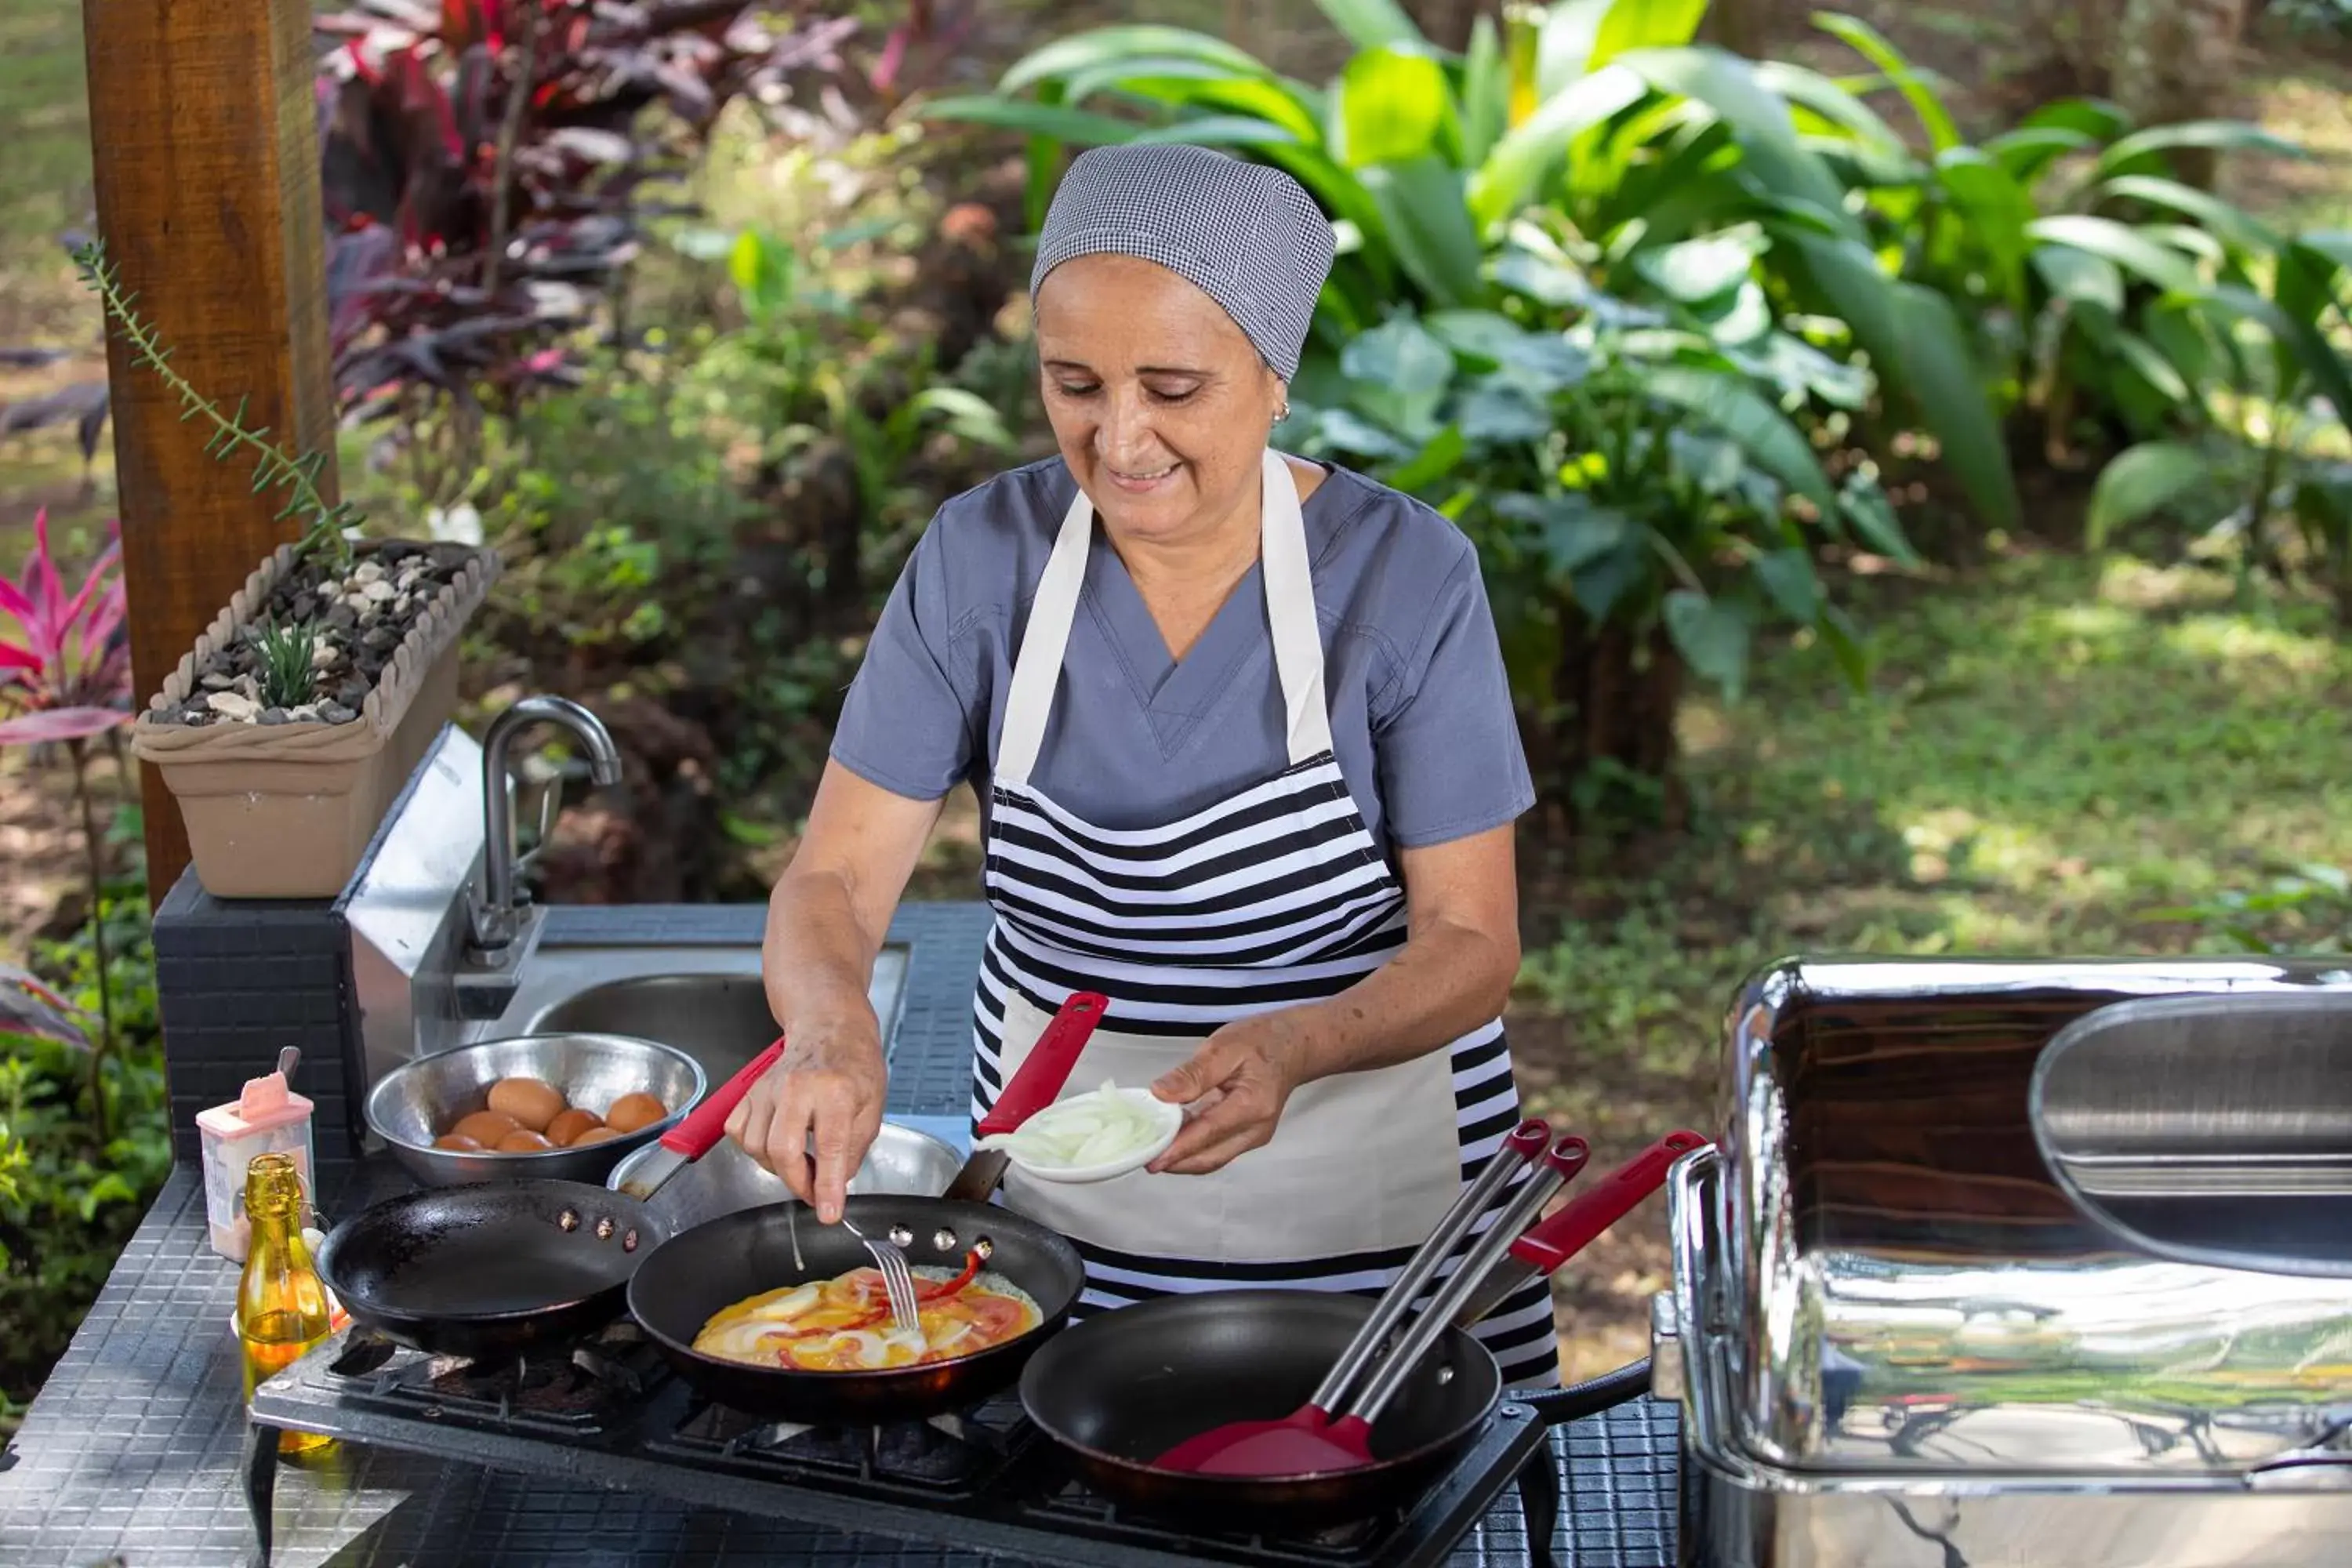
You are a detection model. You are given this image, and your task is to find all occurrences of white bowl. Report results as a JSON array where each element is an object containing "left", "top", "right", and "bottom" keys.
[{"left": 993, "top": 1086, "right": 1185, "bottom": 1185}]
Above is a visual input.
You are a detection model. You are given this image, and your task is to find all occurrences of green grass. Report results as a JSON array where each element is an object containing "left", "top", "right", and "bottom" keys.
[
  {"left": 0, "top": 0, "right": 91, "bottom": 337},
  {"left": 1512, "top": 547, "right": 2352, "bottom": 1141}
]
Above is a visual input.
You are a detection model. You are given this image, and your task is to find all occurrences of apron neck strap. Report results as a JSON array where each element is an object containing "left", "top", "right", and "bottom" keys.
[
  {"left": 1255, "top": 445, "right": 1333, "bottom": 768},
  {"left": 996, "top": 449, "right": 1333, "bottom": 793}
]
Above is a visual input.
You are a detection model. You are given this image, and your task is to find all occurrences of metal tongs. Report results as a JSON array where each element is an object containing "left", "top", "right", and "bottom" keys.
[{"left": 1156, "top": 1119, "right": 1590, "bottom": 1475}]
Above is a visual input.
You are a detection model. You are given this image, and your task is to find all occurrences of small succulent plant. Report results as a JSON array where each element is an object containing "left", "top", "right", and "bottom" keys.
[{"left": 252, "top": 619, "right": 318, "bottom": 710}]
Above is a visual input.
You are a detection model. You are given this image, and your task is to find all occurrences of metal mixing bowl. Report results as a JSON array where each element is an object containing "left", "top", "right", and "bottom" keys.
[
  {"left": 608, "top": 1122, "right": 964, "bottom": 1232},
  {"left": 365, "top": 1032, "right": 708, "bottom": 1187}
]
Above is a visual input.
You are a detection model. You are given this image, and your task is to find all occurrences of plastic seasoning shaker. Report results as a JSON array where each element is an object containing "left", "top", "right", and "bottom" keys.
[{"left": 198, "top": 1055, "right": 317, "bottom": 1262}]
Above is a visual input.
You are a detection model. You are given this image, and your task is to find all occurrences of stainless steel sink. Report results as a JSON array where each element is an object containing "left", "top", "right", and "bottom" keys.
[
  {"left": 527, "top": 973, "right": 775, "bottom": 1082},
  {"left": 467, "top": 942, "right": 911, "bottom": 1084},
  {"left": 340, "top": 721, "right": 917, "bottom": 1112}
]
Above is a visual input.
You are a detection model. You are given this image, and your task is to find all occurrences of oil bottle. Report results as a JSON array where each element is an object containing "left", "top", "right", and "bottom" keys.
[{"left": 236, "top": 1151, "right": 335, "bottom": 1455}]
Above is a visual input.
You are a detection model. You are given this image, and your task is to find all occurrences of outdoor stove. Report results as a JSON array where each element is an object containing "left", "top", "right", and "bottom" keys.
[{"left": 246, "top": 1319, "right": 1567, "bottom": 1568}]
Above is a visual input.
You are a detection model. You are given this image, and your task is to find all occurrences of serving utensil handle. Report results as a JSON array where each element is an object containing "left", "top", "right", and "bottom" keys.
[
  {"left": 1307, "top": 1118, "right": 1552, "bottom": 1414},
  {"left": 1336, "top": 1134, "right": 1591, "bottom": 1432},
  {"left": 976, "top": 992, "right": 1107, "bottom": 1138},
  {"left": 660, "top": 1038, "right": 789, "bottom": 1158}
]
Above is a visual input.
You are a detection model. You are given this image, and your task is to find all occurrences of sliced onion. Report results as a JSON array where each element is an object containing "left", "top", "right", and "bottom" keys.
[{"left": 975, "top": 1078, "right": 1169, "bottom": 1171}]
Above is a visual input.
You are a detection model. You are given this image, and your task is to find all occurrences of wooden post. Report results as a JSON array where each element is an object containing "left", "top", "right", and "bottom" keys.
[{"left": 79, "top": 0, "right": 339, "bottom": 906}]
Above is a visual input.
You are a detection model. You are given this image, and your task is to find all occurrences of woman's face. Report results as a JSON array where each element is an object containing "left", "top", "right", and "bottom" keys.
[{"left": 1033, "top": 253, "right": 1286, "bottom": 550}]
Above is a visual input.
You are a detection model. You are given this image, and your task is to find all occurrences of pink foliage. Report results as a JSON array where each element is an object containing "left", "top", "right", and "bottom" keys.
[{"left": 0, "top": 509, "right": 132, "bottom": 747}]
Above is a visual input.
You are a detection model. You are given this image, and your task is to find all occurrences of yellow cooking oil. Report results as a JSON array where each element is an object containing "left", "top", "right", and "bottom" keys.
[{"left": 236, "top": 1152, "right": 336, "bottom": 1456}]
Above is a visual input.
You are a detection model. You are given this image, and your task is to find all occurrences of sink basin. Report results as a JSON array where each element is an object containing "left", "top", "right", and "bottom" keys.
[
  {"left": 511, "top": 946, "right": 909, "bottom": 1083},
  {"left": 529, "top": 973, "right": 782, "bottom": 1082}
]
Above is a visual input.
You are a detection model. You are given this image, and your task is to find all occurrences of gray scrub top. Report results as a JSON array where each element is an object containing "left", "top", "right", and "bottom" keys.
[{"left": 829, "top": 456, "right": 1535, "bottom": 862}]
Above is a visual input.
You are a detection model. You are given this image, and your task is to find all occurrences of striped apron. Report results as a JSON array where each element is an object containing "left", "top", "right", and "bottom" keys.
[{"left": 968, "top": 448, "right": 1560, "bottom": 1388}]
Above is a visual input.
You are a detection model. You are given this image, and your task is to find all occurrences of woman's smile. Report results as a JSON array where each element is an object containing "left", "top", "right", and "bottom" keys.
[{"left": 1103, "top": 459, "right": 1181, "bottom": 494}]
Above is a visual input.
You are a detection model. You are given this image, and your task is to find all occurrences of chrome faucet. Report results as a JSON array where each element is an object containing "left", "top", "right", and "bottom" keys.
[{"left": 467, "top": 694, "right": 622, "bottom": 956}]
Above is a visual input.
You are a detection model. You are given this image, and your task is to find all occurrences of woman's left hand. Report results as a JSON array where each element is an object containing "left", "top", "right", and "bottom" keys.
[{"left": 1145, "top": 1009, "right": 1325, "bottom": 1175}]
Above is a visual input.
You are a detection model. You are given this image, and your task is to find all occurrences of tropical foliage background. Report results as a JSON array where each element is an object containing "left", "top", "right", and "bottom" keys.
[{"left": 2, "top": 0, "right": 2350, "bottom": 1412}]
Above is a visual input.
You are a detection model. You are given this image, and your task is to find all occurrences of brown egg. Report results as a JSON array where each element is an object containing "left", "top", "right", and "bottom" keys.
[
  {"left": 604, "top": 1092, "right": 667, "bottom": 1134},
  {"left": 434, "top": 1132, "right": 484, "bottom": 1152},
  {"left": 569, "top": 1125, "right": 623, "bottom": 1146},
  {"left": 487, "top": 1076, "right": 566, "bottom": 1133},
  {"left": 452, "top": 1109, "right": 520, "bottom": 1145},
  {"left": 495, "top": 1128, "right": 554, "bottom": 1152},
  {"left": 546, "top": 1108, "right": 604, "bottom": 1147}
]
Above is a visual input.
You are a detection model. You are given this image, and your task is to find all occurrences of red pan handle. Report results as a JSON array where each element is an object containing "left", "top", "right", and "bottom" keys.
[
  {"left": 1505, "top": 1130, "right": 1709, "bottom": 1272},
  {"left": 657, "top": 1037, "right": 788, "bottom": 1160},
  {"left": 978, "top": 992, "right": 1109, "bottom": 1138}
]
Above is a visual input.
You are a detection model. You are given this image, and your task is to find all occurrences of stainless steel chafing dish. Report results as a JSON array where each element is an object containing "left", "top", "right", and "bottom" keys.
[{"left": 1655, "top": 956, "right": 2352, "bottom": 1568}]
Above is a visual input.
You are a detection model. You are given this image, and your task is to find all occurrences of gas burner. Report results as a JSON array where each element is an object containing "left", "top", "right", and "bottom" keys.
[
  {"left": 319, "top": 1320, "right": 667, "bottom": 1436},
  {"left": 647, "top": 1396, "right": 1029, "bottom": 1498}
]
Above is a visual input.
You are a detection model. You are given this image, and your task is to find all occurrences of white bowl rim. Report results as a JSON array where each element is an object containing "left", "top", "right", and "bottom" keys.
[{"left": 995, "top": 1086, "right": 1185, "bottom": 1185}]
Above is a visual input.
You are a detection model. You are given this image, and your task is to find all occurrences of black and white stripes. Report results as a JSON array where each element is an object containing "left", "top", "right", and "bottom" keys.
[{"left": 971, "top": 752, "right": 1555, "bottom": 1386}]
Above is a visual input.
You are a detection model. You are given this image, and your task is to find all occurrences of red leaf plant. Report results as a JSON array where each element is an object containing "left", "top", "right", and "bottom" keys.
[
  {"left": 0, "top": 510, "right": 132, "bottom": 1123},
  {"left": 310, "top": 0, "right": 875, "bottom": 428},
  {"left": 0, "top": 508, "right": 131, "bottom": 747}
]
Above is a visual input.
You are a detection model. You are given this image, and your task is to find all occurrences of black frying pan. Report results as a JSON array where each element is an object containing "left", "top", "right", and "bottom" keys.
[
  {"left": 1017, "top": 1132, "right": 1707, "bottom": 1533},
  {"left": 1022, "top": 1290, "right": 1501, "bottom": 1533},
  {"left": 626, "top": 1192, "right": 1087, "bottom": 1425},
  {"left": 315, "top": 1179, "right": 669, "bottom": 1360}
]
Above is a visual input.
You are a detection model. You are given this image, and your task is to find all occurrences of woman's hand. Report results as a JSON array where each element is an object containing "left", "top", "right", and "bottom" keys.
[
  {"left": 747, "top": 760, "right": 946, "bottom": 1222},
  {"left": 1145, "top": 1007, "right": 1324, "bottom": 1175},
  {"left": 726, "top": 1021, "right": 887, "bottom": 1224}
]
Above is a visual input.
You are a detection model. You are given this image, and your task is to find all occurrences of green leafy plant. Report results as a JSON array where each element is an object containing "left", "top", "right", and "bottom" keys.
[
  {"left": 0, "top": 804, "right": 168, "bottom": 1432},
  {"left": 2082, "top": 233, "right": 2352, "bottom": 619},
  {"left": 251, "top": 619, "right": 318, "bottom": 710},
  {"left": 71, "top": 240, "right": 363, "bottom": 575},
  {"left": 1289, "top": 232, "right": 1906, "bottom": 819},
  {"left": 1796, "top": 13, "right": 2301, "bottom": 462},
  {"left": 924, "top": 0, "right": 2020, "bottom": 535},
  {"left": 2143, "top": 863, "right": 2352, "bottom": 953}
]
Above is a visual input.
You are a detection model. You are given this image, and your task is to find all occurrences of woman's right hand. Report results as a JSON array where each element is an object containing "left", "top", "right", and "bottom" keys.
[{"left": 724, "top": 1019, "right": 888, "bottom": 1225}]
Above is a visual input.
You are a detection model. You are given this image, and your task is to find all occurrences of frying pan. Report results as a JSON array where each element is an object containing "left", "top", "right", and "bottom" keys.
[
  {"left": 316, "top": 1036, "right": 794, "bottom": 1360},
  {"left": 626, "top": 1192, "right": 1087, "bottom": 1424},
  {"left": 622, "top": 991, "right": 1106, "bottom": 1424},
  {"left": 1017, "top": 1131, "right": 1710, "bottom": 1533},
  {"left": 314, "top": 1179, "right": 668, "bottom": 1360}
]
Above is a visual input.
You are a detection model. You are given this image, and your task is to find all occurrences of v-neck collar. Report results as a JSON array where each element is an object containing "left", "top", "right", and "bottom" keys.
[
  {"left": 1065, "top": 460, "right": 1348, "bottom": 759},
  {"left": 1085, "top": 535, "right": 1265, "bottom": 691}
]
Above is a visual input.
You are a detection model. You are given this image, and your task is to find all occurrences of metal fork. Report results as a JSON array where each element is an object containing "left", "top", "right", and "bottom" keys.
[{"left": 840, "top": 1218, "right": 921, "bottom": 1336}]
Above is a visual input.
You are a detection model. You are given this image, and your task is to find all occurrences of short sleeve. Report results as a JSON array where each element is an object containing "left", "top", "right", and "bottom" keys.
[
  {"left": 1372, "top": 539, "right": 1536, "bottom": 848},
  {"left": 829, "top": 522, "right": 979, "bottom": 801}
]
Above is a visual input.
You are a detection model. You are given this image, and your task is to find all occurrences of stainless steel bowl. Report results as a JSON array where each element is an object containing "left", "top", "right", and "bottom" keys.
[
  {"left": 365, "top": 1032, "right": 708, "bottom": 1187},
  {"left": 607, "top": 1122, "right": 963, "bottom": 1232}
]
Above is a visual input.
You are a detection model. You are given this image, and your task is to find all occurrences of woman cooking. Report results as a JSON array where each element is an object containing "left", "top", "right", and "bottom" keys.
[{"left": 726, "top": 143, "right": 1559, "bottom": 1388}]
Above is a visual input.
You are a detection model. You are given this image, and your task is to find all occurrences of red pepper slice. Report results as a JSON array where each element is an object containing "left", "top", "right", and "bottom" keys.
[
  {"left": 755, "top": 1251, "right": 989, "bottom": 1358},
  {"left": 919, "top": 1247, "right": 984, "bottom": 1301}
]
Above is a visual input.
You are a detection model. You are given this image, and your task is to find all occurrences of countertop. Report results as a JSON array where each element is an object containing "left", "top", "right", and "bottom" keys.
[{"left": 0, "top": 901, "right": 1683, "bottom": 1567}]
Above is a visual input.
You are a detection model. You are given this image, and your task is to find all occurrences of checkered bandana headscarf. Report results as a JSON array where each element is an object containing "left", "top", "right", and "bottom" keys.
[{"left": 1028, "top": 143, "right": 1335, "bottom": 382}]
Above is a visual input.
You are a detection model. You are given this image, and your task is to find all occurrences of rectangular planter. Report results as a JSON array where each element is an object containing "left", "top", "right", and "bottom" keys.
[{"left": 129, "top": 539, "right": 499, "bottom": 899}]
